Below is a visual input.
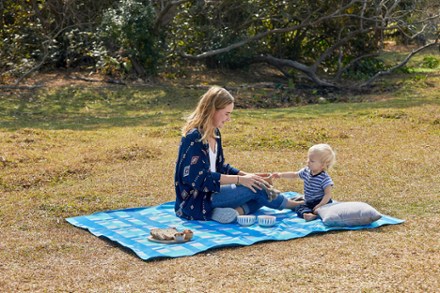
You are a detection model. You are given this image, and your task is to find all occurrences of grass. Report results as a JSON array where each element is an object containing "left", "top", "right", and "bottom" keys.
[{"left": 1, "top": 56, "right": 440, "bottom": 291}]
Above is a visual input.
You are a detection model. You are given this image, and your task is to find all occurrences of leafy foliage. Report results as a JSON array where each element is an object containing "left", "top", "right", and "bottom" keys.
[
  {"left": 97, "top": 0, "right": 160, "bottom": 76},
  {"left": 421, "top": 56, "right": 440, "bottom": 68},
  {"left": 0, "top": 0, "right": 46, "bottom": 78},
  {"left": 0, "top": 0, "right": 114, "bottom": 79},
  {"left": 0, "top": 0, "right": 438, "bottom": 86},
  {"left": 343, "top": 57, "right": 387, "bottom": 80}
]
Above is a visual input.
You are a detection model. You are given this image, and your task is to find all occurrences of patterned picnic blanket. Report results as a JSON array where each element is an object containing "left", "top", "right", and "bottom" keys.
[{"left": 66, "top": 192, "right": 404, "bottom": 260}]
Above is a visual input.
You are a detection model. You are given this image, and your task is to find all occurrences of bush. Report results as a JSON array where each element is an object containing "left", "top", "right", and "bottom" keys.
[
  {"left": 96, "top": 0, "right": 160, "bottom": 76},
  {"left": 421, "top": 56, "right": 440, "bottom": 69},
  {"left": 344, "top": 57, "right": 387, "bottom": 80}
]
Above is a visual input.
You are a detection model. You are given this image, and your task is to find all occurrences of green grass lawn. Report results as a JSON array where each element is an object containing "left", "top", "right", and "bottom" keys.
[{"left": 0, "top": 62, "right": 439, "bottom": 291}]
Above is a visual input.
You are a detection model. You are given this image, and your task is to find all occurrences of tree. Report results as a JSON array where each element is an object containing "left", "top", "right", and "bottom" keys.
[
  {"left": 174, "top": 0, "right": 440, "bottom": 89},
  {"left": 0, "top": 0, "right": 114, "bottom": 85},
  {"left": 0, "top": 0, "right": 189, "bottom": 83},
  {"left": 1, "top": 0, "right": 439, "bottom": 88}
]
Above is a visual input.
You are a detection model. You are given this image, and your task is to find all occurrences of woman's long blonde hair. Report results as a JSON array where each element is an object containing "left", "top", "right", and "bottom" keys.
[{"left": 182, "top": 86, "right": 234, "bottom": 143}]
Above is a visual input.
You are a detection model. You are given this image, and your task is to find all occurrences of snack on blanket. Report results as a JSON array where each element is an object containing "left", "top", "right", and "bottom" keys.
[
  {"left": 182, "top": 229, "right": 193, "bottom": 240},
  {"left": 150, "top": 227, "right": 193, "bottom": 241},
  {"left": 150, "top": 228, "right": 178, "bottom": 240}
]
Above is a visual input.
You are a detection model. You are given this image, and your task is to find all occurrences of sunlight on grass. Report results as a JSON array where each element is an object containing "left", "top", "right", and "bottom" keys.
[{"left": 0, "top": 54, "right": 439, "bottom": 292}]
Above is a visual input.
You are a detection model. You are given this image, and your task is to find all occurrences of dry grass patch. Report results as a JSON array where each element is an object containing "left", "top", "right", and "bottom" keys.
[{"left": 1, "top": 69, "right": 439, "bottom": 291}]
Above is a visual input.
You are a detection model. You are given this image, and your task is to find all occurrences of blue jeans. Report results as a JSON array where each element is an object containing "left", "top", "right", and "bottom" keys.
[
  {"left": 211, "top": 184, "right": 288, "bottom": 215},
  {"left": 295, "top": 198, "right": 333, "bottom": 218}
]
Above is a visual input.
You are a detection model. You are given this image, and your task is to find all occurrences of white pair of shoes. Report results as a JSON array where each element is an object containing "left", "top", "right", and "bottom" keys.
[{"left": 211, "top": 208, "right": 239, "bottom": 224}]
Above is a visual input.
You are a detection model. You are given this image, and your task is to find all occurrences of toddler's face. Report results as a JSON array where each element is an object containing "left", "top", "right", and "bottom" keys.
[{"left": 307, "top": 152, "right": 325, "bottom": 175}]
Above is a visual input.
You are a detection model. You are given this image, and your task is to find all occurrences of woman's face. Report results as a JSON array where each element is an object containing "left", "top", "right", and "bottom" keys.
[{"left": 213, "top": 103, "right": 234, "bottom": 129}]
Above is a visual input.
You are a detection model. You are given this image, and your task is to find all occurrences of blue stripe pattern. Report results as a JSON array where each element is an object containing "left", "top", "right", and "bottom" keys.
[
  {"left": 66, "top": 192, "right": 404, "bottom": 261},
  {"left": 299, "top": 168, "right": 333, "bottom": 201}
]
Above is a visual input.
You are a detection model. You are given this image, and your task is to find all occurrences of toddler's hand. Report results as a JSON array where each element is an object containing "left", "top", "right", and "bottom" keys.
[
  {"left": 271, "top": 172, "right": 282, "bottom": 179},
  {"left": 255, "top": 173, "right": 273, "bottom": 185},
  {"left": 313, "top": 205, "right": 322, "bottom": 214}
]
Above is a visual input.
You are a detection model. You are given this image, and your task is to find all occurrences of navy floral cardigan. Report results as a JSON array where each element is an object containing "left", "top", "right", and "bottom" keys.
[{"left": 174, "top": 128, "right": 240, "bottom": 220}]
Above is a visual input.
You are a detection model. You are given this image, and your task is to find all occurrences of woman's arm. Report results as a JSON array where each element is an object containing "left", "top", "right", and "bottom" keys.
[
  {"left": 219, "top": 173, "right": 267, "bottom": 193},
  {"left": 219, "top": 174, "right": 241, "bottom": 185}
]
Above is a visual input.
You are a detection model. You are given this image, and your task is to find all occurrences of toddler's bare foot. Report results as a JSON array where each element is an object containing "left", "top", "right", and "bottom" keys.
[
  {"left": 236, "top": 206, "right": 245, "bottom": 215},
  {"left": 285, "top": 198, "right": 304, "bottom": 209},
  {"left": 303, "top": 213, "right": 318, "bottom": 221},
  {"left": 293, "top": 195, "right": 304, "bottom": 202}
]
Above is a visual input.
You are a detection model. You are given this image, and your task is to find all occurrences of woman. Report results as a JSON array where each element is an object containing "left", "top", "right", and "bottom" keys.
[{"left": 174, "top": 86, "right": 303, "bottom": 223}]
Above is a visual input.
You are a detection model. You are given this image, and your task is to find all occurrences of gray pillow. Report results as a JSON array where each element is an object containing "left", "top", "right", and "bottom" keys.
[{"left": 317, "top": 201, "right": 382, "bottom": 227}]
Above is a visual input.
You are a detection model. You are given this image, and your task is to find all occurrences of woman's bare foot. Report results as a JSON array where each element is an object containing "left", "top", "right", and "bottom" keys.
[
  {"left": 303, "top": 213, "right": 318, "bottom": 221},
  {"left": 235, "top": 207, "right": 245, "bottom": 215}
]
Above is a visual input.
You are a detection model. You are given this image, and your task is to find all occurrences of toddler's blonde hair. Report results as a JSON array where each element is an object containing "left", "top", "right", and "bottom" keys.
[{"left": 308, "top": 143, "right": 336, "bottom": 170}]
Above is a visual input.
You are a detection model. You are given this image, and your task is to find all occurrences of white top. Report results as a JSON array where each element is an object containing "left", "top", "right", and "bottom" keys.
[{"left": 209, "top": 143, "right": 217, "bottom": 172}]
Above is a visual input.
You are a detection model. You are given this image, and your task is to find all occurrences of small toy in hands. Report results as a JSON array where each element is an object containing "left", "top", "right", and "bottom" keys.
[
  {"left": 259, "top": 183, "right": 281, "bottom": 201},
  {"left": 255, "top": 173, "right": 280, "bottom": 201}
]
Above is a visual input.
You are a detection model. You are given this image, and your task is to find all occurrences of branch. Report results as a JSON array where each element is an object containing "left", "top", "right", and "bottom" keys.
[
  {"left": 360, "top": 0, "right": 367, "bottom": 30},
  {"left": 154, "top": 0, "right": 190, "bottom": 31},
  {"left": 13, "top": 41, "right": 50, "bottom": 86},
  {"left": 314, "top": 21, "right": 429, "bottom": 74},
  {"left": 181, "top": 0, "right": 360, "bottom": 60},
  {"left": 360, "top": 40, "right": 439, "bottom": 88},
  {"left": 335, "top": 53, "right": 378, "bottom": 80},
  {"left": 181, "top": 25, "right": 307, "bottom": 59},
  {"left": 0, "top": 85, "right": 43, "bottom": 90},
  {"left": 12, "top": 23, "right": 88, "bottom": 86},
  {"left": 314, "top": 26, "right": 375, "bottom": 70},
  {"left": 256, "top": 55, "right": 338, "bottom": 88}
]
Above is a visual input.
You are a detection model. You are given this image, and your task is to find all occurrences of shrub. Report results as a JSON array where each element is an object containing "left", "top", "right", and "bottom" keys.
[
  {"left": 421, "top": 56, "right": 440, "bottom": 69},
  {"left": 344, "top": 57, "right": 387, "bottom": 80},
  {"left": 96, "top": 0, "right": 160, "bottom": 76}
]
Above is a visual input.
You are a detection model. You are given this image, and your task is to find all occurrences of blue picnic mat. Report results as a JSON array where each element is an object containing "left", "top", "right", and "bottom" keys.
[{"left": 66, "top": 192, "right": 404, "bottom": 260}]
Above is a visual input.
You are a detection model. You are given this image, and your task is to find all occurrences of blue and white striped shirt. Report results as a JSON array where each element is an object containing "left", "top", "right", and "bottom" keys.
[{"left": 298, "top": 167, "right": 333, "bottom": 202}]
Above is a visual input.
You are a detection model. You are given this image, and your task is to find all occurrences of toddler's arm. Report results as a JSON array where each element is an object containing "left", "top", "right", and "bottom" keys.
[
  {"left": 313, "top": 185, "right": 332, "bottom": 213},
  {"left": 271, "top": 171, "right": 299, "bottom": 180}
]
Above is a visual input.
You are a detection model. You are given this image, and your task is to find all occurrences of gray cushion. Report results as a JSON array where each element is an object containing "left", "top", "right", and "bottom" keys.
[{"left": 317, "top": 201, "right": 382, "bottom": 227}]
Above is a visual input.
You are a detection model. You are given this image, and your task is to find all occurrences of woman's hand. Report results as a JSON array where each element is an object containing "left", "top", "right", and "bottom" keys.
[
  {"left": 239, "top": 173, "right": 270, "bottom": 193},
  {"left": 255, "top": 173, "right": 273, "bottom": 185}
]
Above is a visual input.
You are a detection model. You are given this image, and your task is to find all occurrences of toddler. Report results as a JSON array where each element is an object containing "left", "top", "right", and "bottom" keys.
[{"left": 272, "top": 144, "right": 336, "bottom": 221}]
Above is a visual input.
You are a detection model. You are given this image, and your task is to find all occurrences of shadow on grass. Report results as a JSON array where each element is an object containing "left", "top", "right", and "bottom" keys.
[
  {"left": 242, "top": 93, "right": 440, "bottom": 121},
  {"left": 1, "top": 83, "right": 439, "bottom": 130}
]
